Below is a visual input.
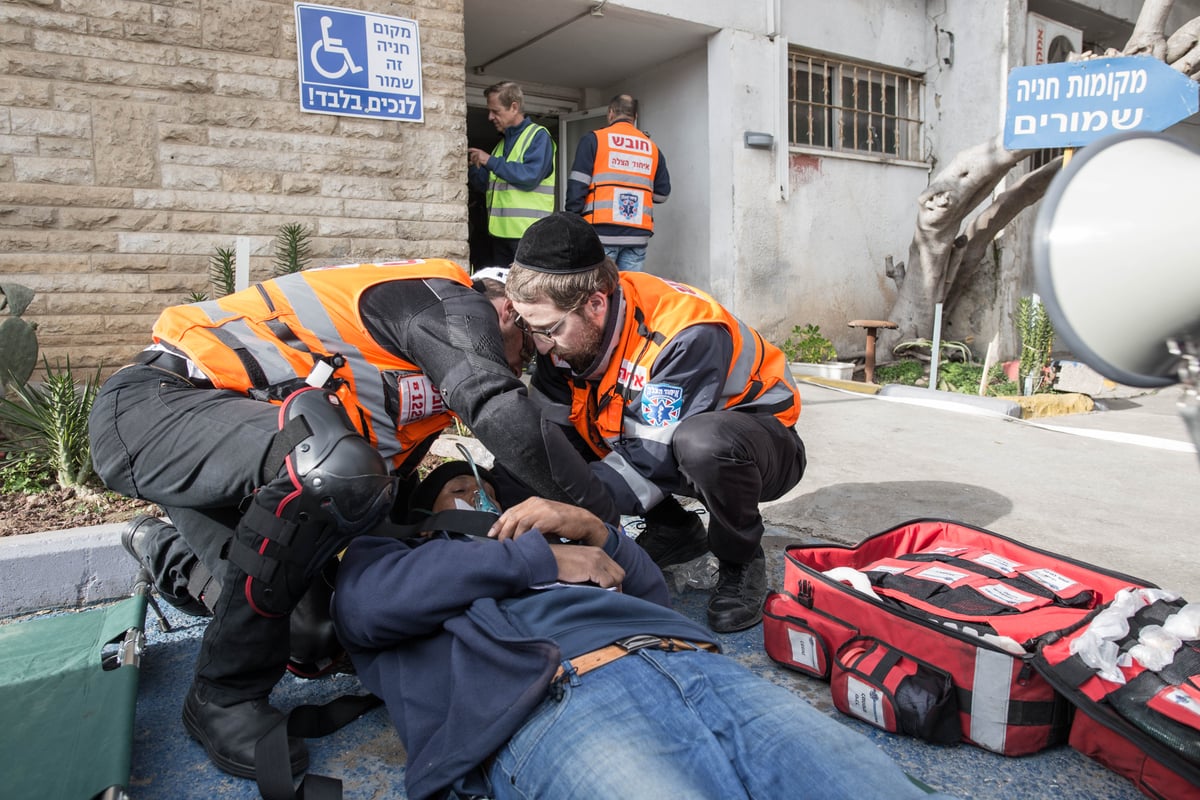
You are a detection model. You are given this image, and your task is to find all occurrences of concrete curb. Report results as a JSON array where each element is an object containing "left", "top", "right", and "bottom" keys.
[
  {"left": 0, "top": 522, "right": 139, "bottom": 618},
  {"left": 877, "top": 384, "right": 1024, "bottom": 417}
]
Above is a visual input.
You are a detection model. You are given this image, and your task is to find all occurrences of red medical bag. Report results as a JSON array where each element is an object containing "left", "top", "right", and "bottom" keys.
[{"left": 763, "top": 519, "right": 1200, "bottom": 798}]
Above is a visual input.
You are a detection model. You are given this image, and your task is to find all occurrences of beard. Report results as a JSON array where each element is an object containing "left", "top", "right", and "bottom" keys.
[{"left": 555, "top": 315, "right": 605, "bottom": 374}]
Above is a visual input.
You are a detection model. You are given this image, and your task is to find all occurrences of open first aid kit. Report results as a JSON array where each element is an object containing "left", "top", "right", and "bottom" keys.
[{"left": 762, "top": 519, "right": 1200, "bottom": 799}]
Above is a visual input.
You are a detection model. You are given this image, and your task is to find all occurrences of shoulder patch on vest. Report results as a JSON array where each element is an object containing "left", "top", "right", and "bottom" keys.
[{"left": 641, "top": 383, "right": 683, "bottom": 427}]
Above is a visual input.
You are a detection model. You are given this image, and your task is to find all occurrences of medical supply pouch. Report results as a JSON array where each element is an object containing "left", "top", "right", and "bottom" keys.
[
  {"left": 764, "top": 518, "right": 1162, "bottom": 759},
  {"left": 1032, "top": 589, "right": 1200, "bottom": 799},
  {"left": 830, "top": 636, "right": 961, "bottom": 744}
]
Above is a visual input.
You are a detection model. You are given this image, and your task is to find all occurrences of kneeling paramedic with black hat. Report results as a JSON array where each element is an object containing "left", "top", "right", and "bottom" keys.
[
  {"left": 505, "top": 213, "right": 807, "bottom": 633},
  {"left": 332, "top": 489, "right": 962, "bottom": 800},
  {"left": 88, "top": 259, "right": 616, "bottom": 781}
]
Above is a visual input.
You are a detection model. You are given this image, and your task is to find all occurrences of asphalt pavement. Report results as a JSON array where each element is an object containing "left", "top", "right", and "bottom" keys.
[{"left": 763, "top": 380, "right": 1200, "bottom": 599}]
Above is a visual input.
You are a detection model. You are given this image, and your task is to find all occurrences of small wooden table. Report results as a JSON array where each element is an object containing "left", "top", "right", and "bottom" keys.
[{"left": 848, "top": 319, "right": 898, "bottom": 384}]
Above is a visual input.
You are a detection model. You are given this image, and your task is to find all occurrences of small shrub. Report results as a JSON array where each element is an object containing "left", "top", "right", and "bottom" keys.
[
  {"left": 938, "top": 362, "right": 1022, "bottom": 396},
  {"left": 0, "top": 453, "right": 53, "bottom": 494},
  {"left": 0, "top": 358, "right": 101, "bottom": 490},
  {"left": 937, "top": 361, "right": 983, "bottom": 393},
  {"left": 875, "top": 360, "right": 924, "bottom": 385},
  {"left": 781, "top": 324, "right": 837, "bottom": 363},
  {"left": 209, "top": 247, "right": 237, "bottom": 298},
  {"left": 877, "top": 357, "right": 1021, "bottom": 396},
  {"left": 274, "top": 223, "right": 312, "bottom": 275},
  {"left": 990, "top": 378, "right": 1021, "bottom": 396}
]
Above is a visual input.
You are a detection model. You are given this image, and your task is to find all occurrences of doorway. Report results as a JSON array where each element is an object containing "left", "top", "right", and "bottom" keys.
[{"left": 557, "top": 105, "right": 609, "bottom": 209}]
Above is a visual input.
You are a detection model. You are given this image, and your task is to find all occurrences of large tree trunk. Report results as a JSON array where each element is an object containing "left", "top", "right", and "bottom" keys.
[
  {"left": 884, "top": 0, "right": 1198, "bottom": 359},
  {"left": 884, "top": 136, "right": 1031, "bottom": 351}
]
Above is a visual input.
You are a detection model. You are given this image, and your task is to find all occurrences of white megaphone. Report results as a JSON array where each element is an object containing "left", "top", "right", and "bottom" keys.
[{"left": 1034, "top": 131, "right": 1200, "bottom": 388}]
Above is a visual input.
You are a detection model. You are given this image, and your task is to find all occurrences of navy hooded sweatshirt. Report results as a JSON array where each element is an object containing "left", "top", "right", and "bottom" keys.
[{"left": 332, "top": 525, "right": 717, "bottom": 800}]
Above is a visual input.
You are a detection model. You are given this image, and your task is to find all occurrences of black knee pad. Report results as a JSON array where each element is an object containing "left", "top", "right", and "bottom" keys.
[
  {"left": 231, "top": 388, "right": 396, "bottom": 618},
  {"left": 273, "top": 387, "right": 395, "bottom": 533}
]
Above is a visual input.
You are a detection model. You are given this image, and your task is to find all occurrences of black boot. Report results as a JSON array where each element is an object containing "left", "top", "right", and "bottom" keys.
[
  {"left": 707, "top": 547, "right": 767, "bottom": 632},
  {"left": 121, "top": 515, "right": 215, "bottom": 617},
  {"left": 182, "top": 682, "right": 308, "bottom": 779},
  {"left": 634, "top": 496, "right": 709, "bottom": 569}
]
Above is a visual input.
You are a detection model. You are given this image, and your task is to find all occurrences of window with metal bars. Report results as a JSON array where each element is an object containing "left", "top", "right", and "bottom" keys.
[{"left": 788, "top": 50, "right": 924, "bottom": 161}]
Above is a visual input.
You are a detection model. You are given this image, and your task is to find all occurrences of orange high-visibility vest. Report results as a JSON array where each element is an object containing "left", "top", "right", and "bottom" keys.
[
  {"left": 152, "top": 259, "right": 471, "bottom": 468},
  {"left": 582, "top": 121, "right": 660, "bottom": 233},
  {"left": 568, "top": 272, "right": 799, "bottom": 457}
]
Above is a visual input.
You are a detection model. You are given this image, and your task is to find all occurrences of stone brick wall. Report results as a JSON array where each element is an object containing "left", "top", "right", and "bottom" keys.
[{"left": 0, "top": 0, "right": 467, "bottom": 374}]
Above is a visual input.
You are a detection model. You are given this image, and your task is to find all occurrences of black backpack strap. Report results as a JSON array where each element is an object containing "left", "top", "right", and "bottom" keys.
[
  {"left": 372, "top": 509, "right": 499, "bottom": 542},
  {"left": 255, "top": 693, "right": 383, "bottom": 800},
  {"left": 419, "top": 508, "right": 499, "bottom": 540}
]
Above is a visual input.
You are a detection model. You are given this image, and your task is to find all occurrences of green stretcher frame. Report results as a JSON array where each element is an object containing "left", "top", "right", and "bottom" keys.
[{"left": 0, "top": 581, "right": 148, "bottom": 800}]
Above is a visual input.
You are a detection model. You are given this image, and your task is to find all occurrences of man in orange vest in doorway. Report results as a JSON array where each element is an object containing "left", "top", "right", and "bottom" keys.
[
  {"left": 87, "top": 260, "right": 615, "bottom": 782},
  {"left": 565, "top": 93, "right": 671, "bottom": 272},
  {"left": 468, "top": 81, "right": 556, "bottom": 268},
  {"left": 506, "top": 213, "right": 807, "bottom": 633}
]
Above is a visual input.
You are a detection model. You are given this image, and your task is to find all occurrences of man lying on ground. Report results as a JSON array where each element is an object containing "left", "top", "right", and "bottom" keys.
[{"left": 331, "top": 469, "right": 960, "bottom": 800}]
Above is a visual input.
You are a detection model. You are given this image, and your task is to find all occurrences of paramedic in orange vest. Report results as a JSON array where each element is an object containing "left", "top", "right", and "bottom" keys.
[
  {"left": 505, "top": 213, "right": 807, "bottom": 634},
  {"left": 468, "top": 81, "right": 556, "bottom": 268},
  {"left": 565, "top": 93, "right": 671, "bottom": 272},
  {"left": 88, "top": 260, "right": 614, "bottom": 781}
]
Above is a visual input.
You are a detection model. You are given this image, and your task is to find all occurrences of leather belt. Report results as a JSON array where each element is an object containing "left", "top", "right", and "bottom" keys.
[{"left": 552, "top": 634, "right": 718, "bottom": 683}]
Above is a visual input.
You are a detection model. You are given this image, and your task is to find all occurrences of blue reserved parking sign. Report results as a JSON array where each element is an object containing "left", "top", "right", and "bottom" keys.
[{"left": 294, "top": 2, "right": 424, "bottom": 122}]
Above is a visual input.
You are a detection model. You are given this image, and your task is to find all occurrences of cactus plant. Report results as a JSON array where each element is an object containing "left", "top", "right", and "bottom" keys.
[
  {"left": 0, "top": 283, "right": 39, "bottom": 394},
  {"left": 1016, "top": 296, "right": 1056, "bottom": 395}
]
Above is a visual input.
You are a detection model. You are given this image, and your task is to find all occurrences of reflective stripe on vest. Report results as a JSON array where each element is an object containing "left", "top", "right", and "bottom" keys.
[
  {"left": 487, "top": 122, "right": 556, "bottom": 239},
  {"left": 582, "top": 122, "right": 659, "bottom": 233},
  {"left": 567, "top": 273, "right": 800, "bottom": 457},
  {"left": 151, "top": 259, "right": 471, "bottom": 467}
]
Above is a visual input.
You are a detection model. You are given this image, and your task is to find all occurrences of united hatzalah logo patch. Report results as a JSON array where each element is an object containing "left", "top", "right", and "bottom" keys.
[
  {"left": 617, "top": 191, "right": 640, "bottom": 221},
  {"left": 641, "top": 383, "right": 683, "bottom": 427}
]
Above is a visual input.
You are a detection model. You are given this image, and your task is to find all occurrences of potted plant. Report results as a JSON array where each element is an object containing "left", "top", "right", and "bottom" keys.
[{"left": 780, "top": 324, "right": 855, "bottom": 380}]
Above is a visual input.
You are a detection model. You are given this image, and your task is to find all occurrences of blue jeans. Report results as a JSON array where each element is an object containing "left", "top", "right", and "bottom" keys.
[
  {"left": 488, "top": 649, "right": 959, "bottom": 800},
  {"left": 604, "top": 244, "right": 647, "bottom": 272}
]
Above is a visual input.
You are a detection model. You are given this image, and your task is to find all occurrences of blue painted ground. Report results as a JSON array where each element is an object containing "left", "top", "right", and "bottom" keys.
[{"left": 114, "top": 529, "right": 1144, "bottom": 800}]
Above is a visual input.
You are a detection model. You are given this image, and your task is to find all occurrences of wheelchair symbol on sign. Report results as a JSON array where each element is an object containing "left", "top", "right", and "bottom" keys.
[{"left": 310, "top": 15, "right": 363, "bottom": 79}]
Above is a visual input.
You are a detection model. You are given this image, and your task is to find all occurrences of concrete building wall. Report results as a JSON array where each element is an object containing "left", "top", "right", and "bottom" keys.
[
  {"left": 1, "top": 0, "right": 467, "bottom": 372},
  {"left": 608, "top": 48, "right": 711, "bottom": 286},
  {"left": 704, "top": 1, "right": 936, "bottom": 356}
]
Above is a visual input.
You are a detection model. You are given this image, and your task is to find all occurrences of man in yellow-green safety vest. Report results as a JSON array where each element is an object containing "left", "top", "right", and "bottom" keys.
[{"left": 469, "top": 81, "right": 556, "bottom": 267}]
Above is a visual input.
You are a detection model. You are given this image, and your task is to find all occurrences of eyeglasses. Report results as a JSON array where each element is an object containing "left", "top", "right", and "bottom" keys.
[{"left": 514, "top": 305, "right": 578, "bottom": 345}]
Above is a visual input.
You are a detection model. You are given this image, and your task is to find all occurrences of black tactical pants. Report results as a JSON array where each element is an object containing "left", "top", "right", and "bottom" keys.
[{"left": 89, "top": 364, "right": 294, "bottom": 703}]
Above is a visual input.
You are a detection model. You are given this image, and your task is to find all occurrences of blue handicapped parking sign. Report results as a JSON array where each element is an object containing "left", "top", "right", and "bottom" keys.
[
  {"left": 301, "top": 8, "right": 368, "bottom": 86},
  {"left": 294, "top": 2, "right": 424, "bottom": 122}
]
